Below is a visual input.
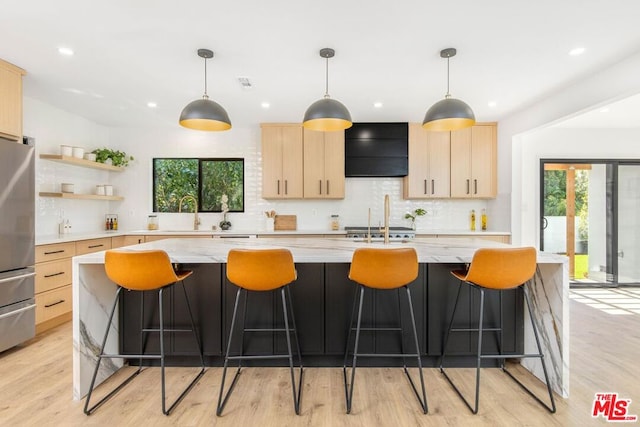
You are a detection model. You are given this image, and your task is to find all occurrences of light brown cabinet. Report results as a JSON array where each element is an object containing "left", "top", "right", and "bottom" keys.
[
  {"left": 34, "top": 237, "right": 112, "bottom": 334},
  {"left": 303, "top": 129, "right": 345, "bottom": 199},
  {"left": 261, "top": 124, "right": 304, "bottom": 199},
  {"left": 403, "top": 123, "right": 451, "bottom": 198},
  {"left": 0, "top": 58, "right": 26, "bottom": 142},
  {"left": 34, "top": 242, "right": 76, "bottom": 334},
  {"left": 111, "top": 235, "right": 144, "bottom": 247},
  {"left": 450, "top": 123, "right": 497, "bottom": 198}
]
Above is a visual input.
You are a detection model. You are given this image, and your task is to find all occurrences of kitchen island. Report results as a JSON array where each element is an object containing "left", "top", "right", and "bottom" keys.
[{"left": 72, "top": 237, "right": 568, "bottom": 400}]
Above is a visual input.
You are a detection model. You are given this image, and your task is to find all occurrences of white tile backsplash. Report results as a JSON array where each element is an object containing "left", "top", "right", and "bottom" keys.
[{"left": 27, "top": 98, "right": 497, "bottom": 236}]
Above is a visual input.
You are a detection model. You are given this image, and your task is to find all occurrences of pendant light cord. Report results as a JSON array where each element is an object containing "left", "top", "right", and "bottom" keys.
[
  {"left": 203, "top": 56, "right": 209, "bottom": 100},
  {"left": 324, "top": 55, "right": 330, "bottom": 99},
  {"left": 446, "top": 56, "right": 451, "bottom": 97}
]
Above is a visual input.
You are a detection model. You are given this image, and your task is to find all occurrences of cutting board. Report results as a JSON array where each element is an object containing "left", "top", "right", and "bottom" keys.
[{"left": 274, "top": 215, "right": 297, "bottom": 231}]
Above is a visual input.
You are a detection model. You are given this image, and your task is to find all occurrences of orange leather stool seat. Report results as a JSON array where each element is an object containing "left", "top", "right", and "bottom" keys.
[
  {"left": 217, "top": 248, "right": 303, "bottom": 416},
  {"left": 440, "top": 247, "right": 556, "bottom": 414},
  {"left": 343, "top": 247, "right": 427, "bottom": 414},
  {"left": 84, "top": 250, "right": 205, "bottom": 416}
]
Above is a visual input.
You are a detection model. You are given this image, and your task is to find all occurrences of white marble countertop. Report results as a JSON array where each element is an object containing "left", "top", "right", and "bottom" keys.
[
  {"left": 72, "top": 237, "right": 565, "bottom": 265},
  {"left": 36, "top": 229, "right": 511, "bottom": 246}
]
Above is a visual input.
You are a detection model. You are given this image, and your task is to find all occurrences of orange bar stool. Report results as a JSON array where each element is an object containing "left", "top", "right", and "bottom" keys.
[
  {"left": 343, "top": 247, "right": 427, "bottom": 414},
  {"left": 439, "top": 247, "right": 556, "bottom": 414},
  {"left": 83, "top": 250, "right": 205, "bottom": 416},
  {"left": 217, "top": 248, "right": 303, "bottom": 416}
]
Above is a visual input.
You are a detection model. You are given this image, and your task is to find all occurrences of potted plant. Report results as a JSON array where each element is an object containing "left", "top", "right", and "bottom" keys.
[
  {"left": 92, "top": 148, "right": 134, "bottom": 167},
  {"left": 219, "top": 194, "right": 231, "bottom": 230},
  {"left": 405, "top": 208, "right": 427, "bottom": 230}
]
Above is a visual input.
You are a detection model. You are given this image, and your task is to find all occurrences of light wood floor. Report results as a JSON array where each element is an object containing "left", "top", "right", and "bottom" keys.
[{"left": 2, "top": 293, "right": 639, "bottom": 426}]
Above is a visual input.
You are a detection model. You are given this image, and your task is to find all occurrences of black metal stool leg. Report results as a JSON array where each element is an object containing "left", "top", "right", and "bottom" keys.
[
  {"left": 344, "top": 285, "right": 365, "bottom": 414},
  {"left": 281, "top": 287, "right": 303, "bottom": 415},
  {"left": 217, "top": 287, "right": 244, "bottom": 416},
  {"left": 501, "top": 286, "right": 557, "bottom": 413},
  {"left": 84, "top": 287, "right": 141, "bottom": 415},
  {"left": 404, "top": 286, "right": 428, "bottom": 414},
  {"left": 439, "top": 281, "right": 463, "bottom": 371}
]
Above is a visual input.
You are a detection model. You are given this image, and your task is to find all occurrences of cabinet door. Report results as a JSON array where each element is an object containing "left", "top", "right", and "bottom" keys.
[
  {"left": 303, "top": 129, "right": 344, "bottom": 199},
  {"left": 404, "top": 124, "right": 450, "bottom": 199},
  {"left": 404, "top": 124, "right": 430, "bottom": 198},
  {"left": 471, "top": 125, "right": 497, "bottom": 198},
  {"left": 303, "top": 129, "right": 325, "bottom": 198},
  {"left": 261, "top": 126, "right": 285, "bottom": 198},
  {"left": 322, "top": 131, "right": 345, "bottom": 199},
  {"left": 280, "top": 126, "right": 303, "bottom": 198},
  {"left": 427, "top": 131, "right": 451, "bottom": 197},
  {"left": 450, "top": 127, "right": 473, "bottom": 197},
  {"left": 0, "top": 61, "right": 24, "bottom": 141},
  {"left": 262, "top": 125, "right": 303, "bottom": 199}
]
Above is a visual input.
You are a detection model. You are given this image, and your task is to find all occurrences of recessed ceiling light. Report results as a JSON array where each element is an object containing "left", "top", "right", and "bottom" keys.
[
  {"left": 58, "top": 47, "right": 74, "bottom": 56},
  {"left": 599, "top": 107, "right": 610, "bottom": 113},
  {"left": 569, "top": 47, "right": 586, "bottom": 56},
  {"left": 261, "top": 102, "right": 270, "bottom": 109},
  {"left": 147, "top": 102, "right": 157, "bottom": 108},
  {"left": 488, "top": 101, "right": 497, "bottom": 108},
  {"left": 373, "top": 102, "right": 383, "bottom": 108}
]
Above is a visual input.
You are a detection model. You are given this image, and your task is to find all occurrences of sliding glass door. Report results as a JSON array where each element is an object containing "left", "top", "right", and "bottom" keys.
[{"left": 541, "top": 160, "right": 640, "bottom": 286}]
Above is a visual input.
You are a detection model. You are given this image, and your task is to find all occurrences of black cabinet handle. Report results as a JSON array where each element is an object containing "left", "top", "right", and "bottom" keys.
[
  {"left": 431, "top": 179, "right": 435, "bottom": 195},
  {"left": 466, "top": 179, "right": 470, "bottom": 194},
  {"left": 45, "top": 300, "right": 65, "bottom": 308},
  {"left": 88, "top": 244, "right": 104, "bottom": 249},
  {"left": 44, "top": 272, "right": 65, "bottom": 278},
  {"left": 424, "top": 179, "right": 427, "bottom": 195},
  {"left": 44, "top": 250, "right": 65, "bottom": 255},
  {"left": 474, "top": 179, "right": 478, "bottom": 195}
]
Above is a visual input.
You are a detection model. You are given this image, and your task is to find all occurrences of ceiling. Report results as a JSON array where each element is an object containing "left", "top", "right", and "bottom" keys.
[{"left": 2, "top": 0, "right": 640, "bottom": 130}]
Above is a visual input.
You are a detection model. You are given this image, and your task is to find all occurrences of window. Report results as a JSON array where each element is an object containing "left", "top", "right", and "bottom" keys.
[{"left": 153, "top": 158, "right": 244, "bottom": 212}]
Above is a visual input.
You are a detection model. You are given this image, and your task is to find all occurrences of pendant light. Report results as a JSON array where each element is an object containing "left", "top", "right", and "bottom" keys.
[
  {"left": 303, "top": 48, "right": 352, "bottom": 132},
  {"left": 179, "top": 48, "right": 232, "bottom": 131},
  {"left": 422, "top": 48, "right": 475, "bottom": 132}
]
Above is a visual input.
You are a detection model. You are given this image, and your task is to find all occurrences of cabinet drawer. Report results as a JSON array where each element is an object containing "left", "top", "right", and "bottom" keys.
[
  {"left": 35, "top": 259, "right": 72, "bottom": 294},
  {"left": 75, "top": 238, "right": 112, "bottom": 255},
  {"left": 35, "top": 285, "right": 72, "bottom": 325},
  {"left": 35, "top": 242, "right": 76, "bottom": 263}
]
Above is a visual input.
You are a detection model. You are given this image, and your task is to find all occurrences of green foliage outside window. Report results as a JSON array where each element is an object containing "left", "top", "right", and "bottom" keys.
[
  {"left": 153, "top": 158, "right": 244, "bottom": 212},
  {"left": 543, "top": 169, "right": 589, "bottom": 240}
]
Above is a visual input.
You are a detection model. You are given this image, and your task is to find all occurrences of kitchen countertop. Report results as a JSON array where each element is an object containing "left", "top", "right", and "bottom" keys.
[
  {"left": 73, "top": 236, "right": 560, "bottom": 265},
  {"left": 36, "top": 228, "right": 511, "bottom": 246}
]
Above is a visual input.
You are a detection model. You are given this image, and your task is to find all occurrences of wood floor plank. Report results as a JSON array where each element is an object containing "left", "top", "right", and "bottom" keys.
[{"left": 1, "top": 292, "right": 639, "bottom": 426}]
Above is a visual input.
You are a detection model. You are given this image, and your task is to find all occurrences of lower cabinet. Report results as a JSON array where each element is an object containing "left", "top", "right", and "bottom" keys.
[
  {"left": 426, "top": 264, "right": 523, "bottom": 358},
  {"left": 118, "top": 262, "right": 522, "bottom": 366},
  {"left": 120, "top": 264, "right": 223, "bottom": 358}
]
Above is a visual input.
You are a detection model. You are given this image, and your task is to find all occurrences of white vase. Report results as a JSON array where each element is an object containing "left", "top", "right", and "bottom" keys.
[{"left": 266, "top": 217, "right": 275, "bottom": 231}]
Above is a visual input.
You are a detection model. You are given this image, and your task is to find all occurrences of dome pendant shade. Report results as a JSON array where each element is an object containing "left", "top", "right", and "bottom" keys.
[
  {"left": 422, "top": 97, "right": 475, "bottom": 132},
  {"left": 179, "top": 48, "right": 232, "bottom": 131},
  {"left": 179, "top": 98, "right": 232, "bottom": 131},
  {"left": 303, "top": 98, "right": 352, "bottom": 131},
  {"left": 422, "top": 47, "right": 475, "bottom": 132},
  {"left": 303, "top": 48, "right": 352, "bottom": 132}
]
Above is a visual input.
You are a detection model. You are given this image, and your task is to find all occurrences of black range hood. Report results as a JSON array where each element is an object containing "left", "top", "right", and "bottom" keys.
[{"left": 344, "top": 122, "right": 408, "bottom": 177}]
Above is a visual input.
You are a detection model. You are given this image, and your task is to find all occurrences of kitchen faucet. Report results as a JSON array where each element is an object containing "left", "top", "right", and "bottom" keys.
[{"left": 178, "top": 195, "right": 201, "bottom": 230}]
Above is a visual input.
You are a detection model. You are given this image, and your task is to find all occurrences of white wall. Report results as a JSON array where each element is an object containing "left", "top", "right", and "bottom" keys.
[
  {"left": 25, "top": 98, "right": 495, "bottom": 236},
  {"left": 516, "top": 128, "right": 640, "bottom": 247},
  {"left": 497, "top": 50, "right": 640, "bottom": 245},
  {"left": 24, "top": 98, "right": 113, "bottom": 236}
]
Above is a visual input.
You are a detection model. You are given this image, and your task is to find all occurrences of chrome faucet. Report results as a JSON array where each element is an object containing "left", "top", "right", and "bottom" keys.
[
  {"left": 383, "top": 194, "right": 390, "bottom": 244},
  {"left": 178, "top": 195, "right": 201, "bottom": 230}
]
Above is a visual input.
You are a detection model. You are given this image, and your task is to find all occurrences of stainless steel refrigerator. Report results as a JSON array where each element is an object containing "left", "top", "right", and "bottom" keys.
[{"left": 0, "top": 137, "right": 35, "bottom": 353}]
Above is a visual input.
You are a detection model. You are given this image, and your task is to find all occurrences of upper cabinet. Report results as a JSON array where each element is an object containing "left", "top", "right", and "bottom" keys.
[
  {"left": 450, "top": 123, "right": 497, "bottom": 198},
  {"left": 403, "top": 123, "right": 451, "bottom": 198},
  {"left": 303, "top": 129, "right": 345, "bottom": 199},
  {"left": 261, "top": 124, "right": 304, "bottom": 199},
  {"left": 0, "top": 58, "right": 26, "bottom": 142}
]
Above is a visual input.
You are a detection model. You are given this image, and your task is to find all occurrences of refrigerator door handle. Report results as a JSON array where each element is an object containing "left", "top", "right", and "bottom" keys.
[
  {"left": 0, "top": 271, "right": 36, "bottom": 284},
  {"left": 0, "top": 303, "right": 36, "bottom": 320}
]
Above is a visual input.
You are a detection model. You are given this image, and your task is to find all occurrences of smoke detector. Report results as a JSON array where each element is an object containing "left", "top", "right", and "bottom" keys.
[{"left": 237, "top": 76, "right": 253, "bottom": 90}]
